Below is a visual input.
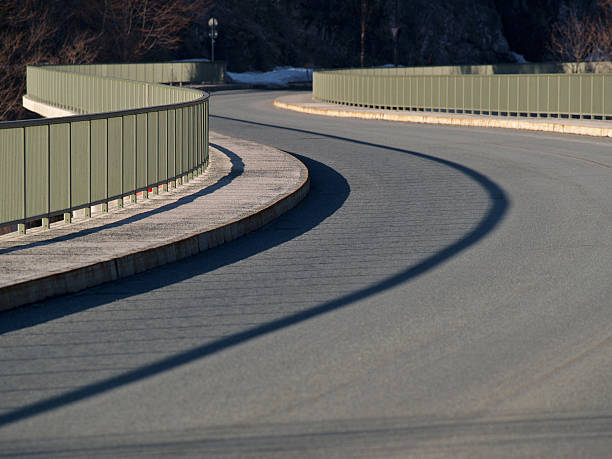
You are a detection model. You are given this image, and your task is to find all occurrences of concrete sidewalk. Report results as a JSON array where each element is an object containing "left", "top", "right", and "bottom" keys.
[
  {"left": 0, "top": 132, "right": 309, "bottom": 311},
  {"left": 275, "top": 93, "right": 612, "bottom": 138}
]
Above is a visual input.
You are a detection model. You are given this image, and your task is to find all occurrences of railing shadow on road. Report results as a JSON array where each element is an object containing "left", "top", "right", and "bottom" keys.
[
  {"left": 0, "top": 118, "right": 508, "bottom": 428},
  {"left": 0, "top": 144, "right": 243, "bottom": 257},
  {"left": 0, "top": 153, "right": 350, "bottom": 335}
]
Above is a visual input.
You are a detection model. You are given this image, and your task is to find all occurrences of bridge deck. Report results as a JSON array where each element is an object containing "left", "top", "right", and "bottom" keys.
[{"left": 0, "top": 132, "right": 308, "bottom": 310}]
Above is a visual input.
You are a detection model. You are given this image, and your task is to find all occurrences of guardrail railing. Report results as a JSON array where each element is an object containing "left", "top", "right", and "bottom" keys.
[
  {"left": 1, "top": 61, "right": 220, "bottom": 234},
  {"left": 34, "top": 60, "right": 226, "bottom": 86},
  {"left": 325, "top": 61, "right": 612, "bottom": 76},
  {"left": 313, "top": 66, "right": 612, "bottom": 120}
]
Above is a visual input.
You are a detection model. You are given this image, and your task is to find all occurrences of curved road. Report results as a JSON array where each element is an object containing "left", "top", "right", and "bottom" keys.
[{"left": 1, "top": 90, "right": 612, "bottom": 457}]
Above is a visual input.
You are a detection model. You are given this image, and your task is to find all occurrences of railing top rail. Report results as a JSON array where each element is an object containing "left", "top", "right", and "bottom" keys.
[
  {"left": 315, "top": 71, "right": 612, "bottom": 77},
  {"left": 33, "top": 60, "right": 224, "bottom": 68},
  {"left": 316, "top": 61, "right": 612, "bottom": 76},
  {"left": 0, "top": 63, "right": 210, "bottom": 130},
  {"left": 0, "top": 93, "right": 208, "bottom": 130},
  {"left": 26, "top": 65, "right": 215, "bottom": 85}
]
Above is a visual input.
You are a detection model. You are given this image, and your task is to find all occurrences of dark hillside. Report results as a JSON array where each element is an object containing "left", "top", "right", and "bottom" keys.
[
  {"left": 1, "top": 0, "right": 609, "bottom": 120},
  {"left": 187, "top": 0, "right": 610, "bottom": 71}
]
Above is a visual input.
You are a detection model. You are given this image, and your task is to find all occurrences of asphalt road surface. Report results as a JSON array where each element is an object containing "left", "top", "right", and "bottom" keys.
[{"left": 1, "top": 90, "right": 612, "bottom": 457}]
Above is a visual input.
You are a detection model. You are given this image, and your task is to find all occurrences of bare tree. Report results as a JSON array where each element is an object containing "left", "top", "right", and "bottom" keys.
[
  {"left": 0, "top": 0, "right": 211, "bottom": 121},
  {"left": 548, "top": 2, "right": 611, "bottom": 70},
  {"left": 0, "top": 1, "right": 101, "bottom": 120},
  {"left": 92, "top": 0, "right": 212, "bottom": 62},
  {"left": 548, "top": 8, "right": 597, "bottom": 63},
  {"left": 0, "top": 1, "right": 97, "bottom": 120},
  {"left": 594, "top": 0, "right": 612, "bottom": 61},
  {"left": 360, "top": 0, "right": 367, "bottom": 67},
  {"left": 359, "top": 0, "right": 378, "bottom": 67}
]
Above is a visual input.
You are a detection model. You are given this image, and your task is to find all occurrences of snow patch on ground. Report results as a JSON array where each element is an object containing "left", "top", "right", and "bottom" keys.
[
  {"left": 511, "top": 51, "right": 529, "bottom": 64},
  {"left": 227, "top": 67, "right": 313, "bottom": 87}
]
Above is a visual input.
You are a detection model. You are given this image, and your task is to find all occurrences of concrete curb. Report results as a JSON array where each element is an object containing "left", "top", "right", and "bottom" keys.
[
  {"left": 0, "top": 155, "right": 309, "bottom": 311},
  {"left": 23, "top": 95, "right": 78, "bottom": 118},
  {"left": 274, "top": 99, "right": 612, "bottom": 138}
]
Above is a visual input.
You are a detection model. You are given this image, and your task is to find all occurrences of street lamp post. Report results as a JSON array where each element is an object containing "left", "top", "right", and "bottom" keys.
[{"left": 208, "top": 17, "right": 218, "bottom": 63}]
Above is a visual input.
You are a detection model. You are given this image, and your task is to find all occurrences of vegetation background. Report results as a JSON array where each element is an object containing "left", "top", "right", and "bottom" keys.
[{"left": 1, "top": 0, "right": 610, "bottom": 120}]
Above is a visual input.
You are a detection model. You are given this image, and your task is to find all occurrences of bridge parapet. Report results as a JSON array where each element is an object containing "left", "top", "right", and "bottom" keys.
[
  {"left": 0, "top": 61, "right": 221, "bottom": 233},
  {"left": 314, "top": 62, "right": 612, "bottom": 120}
]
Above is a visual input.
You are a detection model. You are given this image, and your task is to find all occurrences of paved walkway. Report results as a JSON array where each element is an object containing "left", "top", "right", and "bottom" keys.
[
  {"left": 275, "top": 93, "right": 612, "bottom": 138},
  {"left": 0, "top": 132, "right": 309, "bottom": 310}
]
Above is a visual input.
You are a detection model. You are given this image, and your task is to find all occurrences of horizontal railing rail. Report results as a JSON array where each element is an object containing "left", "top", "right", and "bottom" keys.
[
  {"left": 313, "top": 66, "right": 612, "bottom": 120},
  {"left": 1, "top": 61, "right": 218, "bottom": 233},
  {"left": 39, "top": 60, "right": 226, "bottom": 85},
  {"left": 321, "top": 61, "right": 612, "bottom": 76}
]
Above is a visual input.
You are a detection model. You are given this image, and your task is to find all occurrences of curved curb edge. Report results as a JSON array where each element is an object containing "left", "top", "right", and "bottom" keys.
[
  {"left": 274, "top": 99, "right": 612, "bottom": 138},
  {"left": 0, "top": 154, "right": 310, "bottom": 312}
]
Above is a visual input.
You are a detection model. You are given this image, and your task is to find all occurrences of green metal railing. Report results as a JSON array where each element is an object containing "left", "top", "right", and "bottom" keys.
[
  {"left": 325, "top": 61, "right": 612, "bottom": 76},
  {"left": 0, "top": 61, "right": 222, "bottom": 233},
  {"left": 314, "top": 65, "right": 612, "bottom": 120},
  {"left": 38, "top": 60, "right": 226, "bottom": 85}
]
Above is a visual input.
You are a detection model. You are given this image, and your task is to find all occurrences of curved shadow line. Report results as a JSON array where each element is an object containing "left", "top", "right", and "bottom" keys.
[
  {"left": 0, "top": 154, "right": 350, "bottom": 336},
  {"left": 0, "top": 143, "right": 242, "bottom": 256},
  {"left": 0, "top": 119, "right": 508, "bottom": 428}
]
